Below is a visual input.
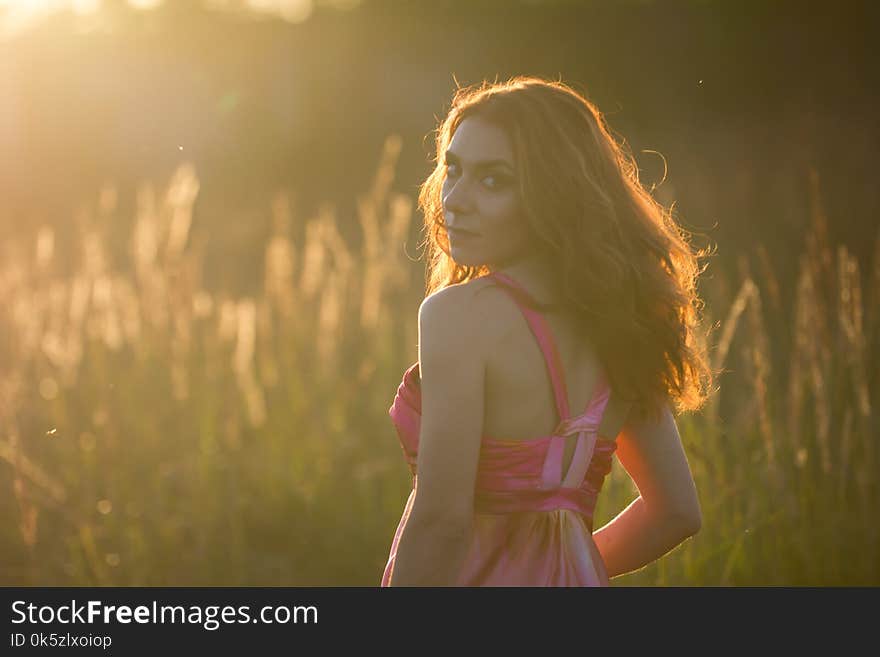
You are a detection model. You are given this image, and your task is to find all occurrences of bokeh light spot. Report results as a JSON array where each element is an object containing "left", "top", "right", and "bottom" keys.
[
  {"left": 278, "top": 0, "right": 312, "bottom": 24},
  {"left": 127, "top": 0, "right": 163, "bottom": 10}
]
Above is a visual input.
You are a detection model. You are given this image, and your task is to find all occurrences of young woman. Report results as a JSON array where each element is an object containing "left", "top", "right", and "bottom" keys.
[{"left": 381, "top": 76, "right": 715, "bottom": 586}]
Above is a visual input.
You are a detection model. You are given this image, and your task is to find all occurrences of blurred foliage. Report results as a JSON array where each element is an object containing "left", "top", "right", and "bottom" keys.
[{"left": 0, "top": 136, "right": 877, "bottom": 585}]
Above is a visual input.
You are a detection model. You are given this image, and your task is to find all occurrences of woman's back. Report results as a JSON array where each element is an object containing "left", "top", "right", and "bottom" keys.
[
  {"left": 475, "top": 273, "right": 631, "bottom": 477},
  {"left": 381, "top": 270, "right": 633, "bottom": 586}
]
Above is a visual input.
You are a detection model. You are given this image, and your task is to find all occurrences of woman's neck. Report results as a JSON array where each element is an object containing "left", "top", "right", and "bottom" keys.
[{"left": 489, "top": 253, "right": 561, "bottom": 307}]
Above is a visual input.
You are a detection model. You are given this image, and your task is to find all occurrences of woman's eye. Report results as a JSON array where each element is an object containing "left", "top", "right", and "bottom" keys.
[
  {"left": 443, "top": 164, "right": 509, "bottom": 189},
  {"left": 482, "top": 174, "right": 508, "bottom": 189}
]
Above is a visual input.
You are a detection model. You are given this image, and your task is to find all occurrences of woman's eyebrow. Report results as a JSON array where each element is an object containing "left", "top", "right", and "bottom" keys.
[{"left": 444, "top": 150, "right": 514, "bottom": 171}]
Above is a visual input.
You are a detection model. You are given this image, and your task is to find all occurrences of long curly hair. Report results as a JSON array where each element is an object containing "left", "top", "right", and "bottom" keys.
[{"left": 418, "top": 76, "right": 717, "bottom": 423}]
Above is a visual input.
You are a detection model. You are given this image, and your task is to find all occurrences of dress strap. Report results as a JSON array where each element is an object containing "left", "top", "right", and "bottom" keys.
[
  {"left": 488, "top": 270, "right": 615, "bottom": 491},
  {"left": 487, "top": 271, "right": 571, "bottom": 421}
]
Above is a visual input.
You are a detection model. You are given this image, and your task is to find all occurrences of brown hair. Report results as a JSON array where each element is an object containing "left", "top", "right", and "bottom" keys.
[{"left": 417, "top": 76, "right": 717, "bottom": 423}]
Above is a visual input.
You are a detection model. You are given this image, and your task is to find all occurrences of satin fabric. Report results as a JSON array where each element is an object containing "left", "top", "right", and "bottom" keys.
[{"left": 381, "top": 271, "right": 618, "bottom": 586}]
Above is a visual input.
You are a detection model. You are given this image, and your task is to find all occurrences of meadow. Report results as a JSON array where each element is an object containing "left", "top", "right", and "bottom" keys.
[{"left": 1, "top": 136, "right": 877, "bottom": 586}]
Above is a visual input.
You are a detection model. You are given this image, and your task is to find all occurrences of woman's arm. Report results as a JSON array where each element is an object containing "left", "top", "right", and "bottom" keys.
[
  {"left": 592, "top": 403, "right": 702, "bottom": 579},
  {"left": 387, "top": 508, "right": 473, "bottom": 587},
  {"left": 387, "top": 285, "right": 489, "bottom": 586}
]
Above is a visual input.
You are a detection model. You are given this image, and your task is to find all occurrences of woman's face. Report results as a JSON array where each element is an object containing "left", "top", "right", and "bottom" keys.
[{"left": 441, "top": 115, "right": 530, "bottom": 269}]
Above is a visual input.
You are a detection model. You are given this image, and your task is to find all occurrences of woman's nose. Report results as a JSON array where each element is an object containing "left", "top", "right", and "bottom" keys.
[{"left": 442, "top": 177, "right": 473, "bottom": 216}]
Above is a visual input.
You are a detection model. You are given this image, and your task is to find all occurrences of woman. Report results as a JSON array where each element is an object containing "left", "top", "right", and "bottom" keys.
[{"left": 381, "top": 76, "right": 716, "bottom": 586}]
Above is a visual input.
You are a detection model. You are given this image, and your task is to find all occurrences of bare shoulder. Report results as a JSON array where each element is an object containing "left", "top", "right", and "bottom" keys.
[
  {"left": 419, "top": 276, "right": 511, "bottom": 320},
  {"left": 618, "top": 403, "right": 678, "bottom": 443},
  {"left": 418, "top": 277, "right": 513, "bottom": 355}
]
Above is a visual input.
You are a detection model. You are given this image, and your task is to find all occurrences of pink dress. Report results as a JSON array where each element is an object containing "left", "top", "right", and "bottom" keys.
[{"left": 381, "top": 270, "right": 618, "bottom": 586}]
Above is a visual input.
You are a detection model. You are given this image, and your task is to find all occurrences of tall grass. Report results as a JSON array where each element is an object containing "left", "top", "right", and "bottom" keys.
[{"left": 0, "top": 151, "right": 876, "bottom": 586}]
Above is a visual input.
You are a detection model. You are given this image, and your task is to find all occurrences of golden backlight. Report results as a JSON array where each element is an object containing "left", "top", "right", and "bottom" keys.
[{"left": 0, "top": 0, "right": 326, "bottom": 37}]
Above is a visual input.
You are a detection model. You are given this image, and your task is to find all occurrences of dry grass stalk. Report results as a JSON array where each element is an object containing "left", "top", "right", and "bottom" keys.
[
  {"left": 319, "top": 204, "right": 355, "bottom": 338},
  {"left": 797, "top": 183, "right": 835, "bottom": 474},
  {"left": 256, "top": 298, "right": 279, "bottom": 389},
  {"left": 35, "top": 226, "right": 54, "bottom": 272},
  {"left": 807, "top": 167, "right": 834, "bottom": 291},
  {"left": 299, "top": 214, "right": 327, "bottom": 301},
  {"left": 358, "top": 136, "right": 407, "bottom": 331},
  {"left": 787, "top": 255, "right": 813, "bottom": 462},
  {"left": 385, "top": 193, "right": 415, "bottom": 290},
  {"left": 317, "top": 270, "right": 343, "bottom": 376},
  {"left": 755, "top": 242, "right": 782, "bottom": 317},
  {"left": 0, "top": 435, "right": 67, "bottom": 505},
  {"left": 836, "top": 245, "right": 876, "bottom": 515},
  {"left": 742, "top": 279, "right": 778, "bottom": 480},
  {"left": 358, "top": 186, "right": 383, "bottom": 331},
  {"left": 132, "top": 182, "right": 160, "bottom": 277},
  {"left": 866, "top": 224, "right": 880, "bottom": 340},
  {"left": 164, "top": 163, "right": 200, "bottom": 262},
  {"left": 217, "top": 297, "right": 238, "bottom": 343},
  {"left": 836, "top": 246, "right": 871, "bottom": 419},
  {"left": 232, "top": 298, "right": 266, "bottom": 428},
  {"left": 233, "top": 298, "right": 256, "bottom": 375},
  {"left": 4, "top": 426, "right": 39, "bottom": 550},
  {"left": 368, "top": 135, "right": 403, "bottom": 207},
  {"left": 114, "top": 276, "right": 142, "bottom": 348},
  {"left": 263, "top": 192, "right": 297, "bottom": 320},
  {"left": 712, "top": 277, "right": 755, "bottom": 379},
  {"left": 808, "top": 336, "right": 833, "bottom": 475}
]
